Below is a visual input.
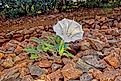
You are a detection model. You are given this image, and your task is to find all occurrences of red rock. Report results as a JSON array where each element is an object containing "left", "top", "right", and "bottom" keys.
[
  {"left": 83, "top": 24, "right": 90, "bottom": 28},
  {"left": 95, "top": 24, "right": 100, "bottom": 29},
  {"left": 47, "top": 68, "right": 52, "bottom": 74},
  {"left": 38, "top": 60, "right": 52, "bottom": 68},
  {"left": 0, "top": 53, "right": 4, "bottom": 60},
  {"left": 0, "top": 36, "right": 4, "bottom": 39},
  {"left": 54, "top": 58, "right": 62, "bottom": 64},
  {"left": 23, "top": 29, "right": 32, "bottom": 35},
  {"left": 39, "top": 74, "right": 47, "bottom": 80},
  {"left": 62, "top": 58, "right": 74, "bottom": 65},
  {"left": 105, "top": 35, "right": 113, "bottom": 40},
  {"left": 15, "top": 37, "right": 23, "bottom": 41},
  {"left": 100, "top": 69, "right": 121, "bottom": 81},
  {"left": 117, "top": 22, "right": 121, "bottom": 28},
  {"left": 104, "top": 53, "right": 120, "bottom": 68},
  {"left": 19, "top": 68, "right": 29, "bottom": 78},
  {"left": 5, "top": 53, "right": 16, "bottom": 58},
  {"left": 14, "top": 53, "right": 27, "bottom": 64},
  {"left": 89, "top": 68, "right": 102, "bottom": 79},
  {"left": 0, "top": 39, "right": 9, "bottom": 44},
  {"left": 21, "top": 75, "right": 34, "bottom": 81},
  {"left": 14, "top": 45, "right": 23, "bottom": 54},
  {"left": 0, "top": 32, "right": 5, "bottom": 36},
  {"left": 46, "top": 69, "right": 62, "bottom": 81},
  {"left": 75, "top": 52, "right": 82, "bottom": 58},
  {"left": 0, "top": 61, "right": 29, "bottom": 80},
  {"left": 2, "top": 58, "right": 14, "bottom": 68},
  {"left": 0, "top": 65, "right": 4, "bottom": 72},
  {"left": 34, "top": 80, "right": 45, "bottom": 81},
  {"left": 24, "top": 35, "right": 30, "bottom": 39},
  {"left": 92, "top": 79, "right": 98, "bottom": 81},
  {"left": 61, "top": 63, "right": 83, "bottom": 81},
  {"left": 116, "top": 42, "right": 121, "bottom": 48},
  {"left": 13, "top": 33, "right": 22, "bottom": 38},
  {"left": 99, "top": 17, "right": 107, "bottom": 22},
  {"left": 113, "top": 20, "right": 118, "bottom": 27},
  {"left": 101, "top": 25, "right": 108, "bottom": 29},
  {"left": 38, "top": 26, "right": 45, "bottom": 30},
  {"left": 95, "top": 15, "right": 101, "bottom": 20},
  {"left": 115, "top": 76, "right": 121, "bottom": 81},
  {"left": 85, "top": 19, "right": 95, "bottom": 25}
]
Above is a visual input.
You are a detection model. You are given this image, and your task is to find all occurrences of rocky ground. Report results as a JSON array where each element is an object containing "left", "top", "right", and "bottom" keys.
[{"left": 0, "top": 8, "right": 121, "bottom": 81}]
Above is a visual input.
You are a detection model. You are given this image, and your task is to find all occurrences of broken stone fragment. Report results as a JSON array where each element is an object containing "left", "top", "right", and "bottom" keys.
[
  {"left": 51, "top": 63, "right": 62, "bottom": 72},
  {"left": 0, "top": 53, "right": 4, "bottom": 60},
  {"left": 100, "top": 69, "right": 121, "bottom": 81},
  {"left": 38, "top": 60, "right": 52, "bottom": 68},
  {"left": 115, "top": 76, "right": 121, "bottom": 81},
  {"left": 21, "top": 75, "right": 34, "bottom": 81},
  {"left": 82, "top": 55, "right": 106, "bottom": 69},
  {"left": 28, "top": 65, "right": 45, "bottom": 77},
  {"left": 78, "top": 40, "right": 90, "bottom": 51},
  {"left": 61, "top": 63, "right": 83, "bottom": 81},
  {"left": 2, "top": 58, "right": 14, "bottom": 68},
  {"left": 80, "top": 73, "right": 93, "bottom": 81},
  {"left": 76, "top": 58, "right": 93, "bottom": 72},
  {"left": 14, "top": 45, "right": 23, "bottom": 54},
  {"left": 104, "top": 53, "right": 120, "bottom": 68},
  {"left": 46, "top": 69, "right": 62, "bottom": 81},
  {"left": 88, "top": 38, "right": 105, "bottom": 51},
  {"left": 88, "top": 68, "right": 102, "bottom": 80}
]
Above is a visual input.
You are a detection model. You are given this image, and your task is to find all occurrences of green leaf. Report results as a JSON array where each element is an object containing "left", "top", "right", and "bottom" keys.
[
  {"left": 31, "top": 37, "right": 41, "bottom": 44},
  {"left": 37, "top": 44, "right": 42, "bottom": 52},
  {"left": 31, "top": 5, "right": 35, "bottom": 12},
  {"left": 55, "top": 36, "right": 62, "bottom": 44},
  {"left": 30, "top": 53, "right": 39, "bottom": 60},
  {"left": 24, "top": 47, "right": 38, "bottom": 54},
  {"left": 64, "top": 50, "right": 74, "bottom": 57},
  {"left": 58, "top": 40, "right": 65, "bottom": 56},
  {"left": 55, "top": 44, "right": 59, "bottom": 51},
  {"left": 64, "top": 43, "right": 68, "bottom": 49}
]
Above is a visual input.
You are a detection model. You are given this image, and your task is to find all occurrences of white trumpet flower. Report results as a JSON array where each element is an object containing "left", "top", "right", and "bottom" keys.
[{"left": 53, "top": 18, "right": 84, "bottom": 42}]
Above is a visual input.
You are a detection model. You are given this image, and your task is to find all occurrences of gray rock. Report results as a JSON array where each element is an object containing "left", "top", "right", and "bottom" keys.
[
  {"left": 5, "top": 31, "right": 14, "bottom": 39},
  {"left": 76, "top": 58, "right": 92, "bottom": 72},
  {"left": 82, "top": 55, "right": 106, "bottom": 69},
  {"left": 6, "top": 47, "right": 15, "bottom": 53},
  {"left": 80, "top": 73, "right": 93, "bottom": 81},
  {"left": 28, "top": 65, "right": 45, "bottom": 76},
  {"left": 51, "top": 63, "right": 62, "bottom": 71},
  {"left": 88, "top": 38, "right": 105, "bottom": 51}
]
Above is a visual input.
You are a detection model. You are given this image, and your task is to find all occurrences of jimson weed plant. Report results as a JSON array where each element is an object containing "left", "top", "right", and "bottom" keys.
[
  {"left": 24, "top": 35, "right": 74, "bottom": 59},
  {"left": 24, "top": 18, "right": 84, "bottom": 59}
]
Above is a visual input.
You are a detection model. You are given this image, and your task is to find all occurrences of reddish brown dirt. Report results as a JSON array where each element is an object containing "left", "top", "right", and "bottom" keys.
[{"left": 0, "top": 8, "right": 121, "bottom": 32}]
